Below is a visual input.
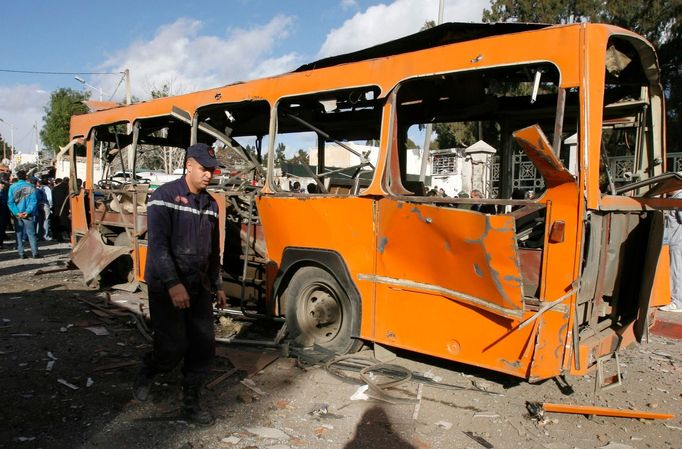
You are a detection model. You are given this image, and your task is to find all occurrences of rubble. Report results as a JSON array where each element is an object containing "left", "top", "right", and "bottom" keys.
[{"left": 245, "top": 426, "right": 290, "bottom": 440}]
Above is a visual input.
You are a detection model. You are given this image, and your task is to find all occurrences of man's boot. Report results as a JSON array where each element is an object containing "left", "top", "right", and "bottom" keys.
[
  {"left": 182, "top": 385, "right": 215, "bottom": 425},
  {"left": 132, "top": 366, "right": 155, "bottom": 402}
]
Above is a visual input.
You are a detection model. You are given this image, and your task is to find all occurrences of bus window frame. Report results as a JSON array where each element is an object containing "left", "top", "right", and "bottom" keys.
[
  {"left": 384, "top": 61, "right": 566, "bottom": 200},
  {"left": 269, "top": 84, "right": 385, "bottom": 196}
]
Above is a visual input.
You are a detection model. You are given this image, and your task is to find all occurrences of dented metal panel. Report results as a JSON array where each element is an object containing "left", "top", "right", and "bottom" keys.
[
  {"left": 71, "top": 229, "right": 132, "bottom": 286},
  {"left": 374, "top": 200, "right": 524, "bottom": 319},
  {"left": 513, "top": 125, "right": 576, "bottom": 187}
]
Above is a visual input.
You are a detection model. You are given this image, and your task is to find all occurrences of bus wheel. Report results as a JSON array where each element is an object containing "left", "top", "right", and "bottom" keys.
[{"left": 286, "top": 266, "right": 360, "bottom": 354}]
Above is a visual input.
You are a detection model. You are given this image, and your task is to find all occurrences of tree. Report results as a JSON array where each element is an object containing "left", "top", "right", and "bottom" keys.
[
  {"left": 274, "top": 142, "right": 286, "bottom": 167},
  {"left": 482, "top": 0, "right": 601, "bottom": 24},
  {"left": 40, "top": 88, "right": 90, "bottom": 155},
  {"left": 433, "top": 122, "right": 477, "bottom": 149},
  {"left": 134, "top": 84, "right": 187, "bottom": 173},
  {"left": 289, "top": 149, "right": 310, "bottom": 165},
  {"left": 0, "top": 133, "right": 10, "bottom": 161},
  {"left": 151, "top": 84, "right": 171, "bottom": 99},
  {"left": 483, "top": 0, "right": 682, "bottom": 152}
]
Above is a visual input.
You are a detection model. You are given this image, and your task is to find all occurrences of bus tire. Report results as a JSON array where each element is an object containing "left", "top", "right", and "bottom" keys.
[{"left": 285, "top": 266, "right": 361, "bottom": 354}]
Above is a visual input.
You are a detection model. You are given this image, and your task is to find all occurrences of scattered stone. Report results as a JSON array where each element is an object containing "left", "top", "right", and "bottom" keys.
[
  {"left": 84, "top": 326, "right": 109, "bottom": 336},
  {"left": 220, "top": 436, "right": 241, "bottom": 444},
  {"left": 474, "top": 412, "right": 500, "bottom": 418},
  {"left": 597, "top": 443, "right": 634, "bottom": 449},
  {"left": 412, "top": 436, "right": 431, "bottom": 449},
  {"left": 275, "top": 399, "right": 289, "bottom": 410},
  {"left": 313, "top": 427, "right": 328, "bottom": 438},
  {"left": 57, "top": 379, "right": 79, "bottom": 390},
  {"left": 14, "top": 436, "right": 36, "bottom": 442},
  {"left": 309, "top": 403, "right": 328, "bottom": 415},
  {"left": 647, "top": 402, "right": 659, "bottom": 409},
  {"left": 241, "top": 378, "right": 266, "bottom": 396},
  {"left": 86, "top": 377, "right": 94, "bottom": 387},
  {"left": 350, "top": 384, "right": 369, "bottom": 401},
  {"left": 422, "top": 370, "right": 442, "bottom": 383},
  {"left": 435, "top": 420, "right": 452, "bottom": 430},
  {"left": 245, "top": 426, "right": 289, "bottom": 440},
  {"left": 238, "top": 392, "right": 255, "bottom": 404}
]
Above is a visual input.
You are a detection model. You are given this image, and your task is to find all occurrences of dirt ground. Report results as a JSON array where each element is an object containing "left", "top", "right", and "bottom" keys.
[{"left": 1, "top": 241, "right": 681, "bottom": 449}]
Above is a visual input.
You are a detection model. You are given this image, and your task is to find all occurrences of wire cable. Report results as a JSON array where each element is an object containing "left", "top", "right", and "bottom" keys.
[{"left": 0, "top": 68, "right": 121, "bottom": 76}]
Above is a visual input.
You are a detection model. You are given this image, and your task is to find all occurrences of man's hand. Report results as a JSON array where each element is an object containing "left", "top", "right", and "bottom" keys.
[
  {"left": 215, "top": 290, "right": 227, "bottom": 308},
  {"left": 168, "top": 283, "right": 190, "bottom": 309},
  {"left": 18, "top": 212, "right": 27, "bottom": 219}
]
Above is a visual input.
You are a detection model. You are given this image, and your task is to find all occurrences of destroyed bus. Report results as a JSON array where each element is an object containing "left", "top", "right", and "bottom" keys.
[{"left": 67, "top": 22, "right": 679, "bottom": 382}]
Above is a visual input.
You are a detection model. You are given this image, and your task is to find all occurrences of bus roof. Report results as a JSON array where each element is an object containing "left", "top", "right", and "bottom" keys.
[{"left": 295, "top": 22, "right": 549, "bottom": 72}]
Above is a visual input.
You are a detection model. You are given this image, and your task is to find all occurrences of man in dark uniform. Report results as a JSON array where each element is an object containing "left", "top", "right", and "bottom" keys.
[
  {"left": 133, "top": 143, "right": 227, "bottom": 425},
  {"left": 50, "top": 177, "right": 70, "bottom": 242}
]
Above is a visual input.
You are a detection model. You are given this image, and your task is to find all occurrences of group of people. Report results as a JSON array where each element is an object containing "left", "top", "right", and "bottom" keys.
[{"left": 0, "top": 165, "right": 71, "bottom": 259}]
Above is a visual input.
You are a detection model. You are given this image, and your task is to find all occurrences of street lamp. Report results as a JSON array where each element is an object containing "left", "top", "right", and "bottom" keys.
[
  {"left": 0, "top": 118, "right": 15, "bottom": 169},
  {"left": 74, "top": 76, "right": 104, "bottom": 101}
]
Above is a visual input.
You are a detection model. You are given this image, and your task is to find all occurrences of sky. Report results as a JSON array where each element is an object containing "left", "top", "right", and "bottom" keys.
[{"left": 0, "top": 0, "right": 492, "bottom": 154}]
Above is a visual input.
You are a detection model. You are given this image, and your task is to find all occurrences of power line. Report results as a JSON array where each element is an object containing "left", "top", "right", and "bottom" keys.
[{"left": 0, "top": 68, "right": 121, "bottom": 76}]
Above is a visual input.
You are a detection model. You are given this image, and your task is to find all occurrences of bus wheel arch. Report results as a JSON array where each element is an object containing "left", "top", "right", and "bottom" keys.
[{"left": 277, "top": 248, "right": 362, "bottom": 354}]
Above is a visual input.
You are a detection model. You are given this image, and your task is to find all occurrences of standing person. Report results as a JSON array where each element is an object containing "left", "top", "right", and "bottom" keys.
[
  {"left": 133, "top": 143, "right": 227, "bottom": 425},
  {"left": 30, "top": 177, "right": 48, "bottom": 240},
  {"left": 41, "top": 178, "right": 53, "bottom": 240},
  {"left": 51, "top": 177, "right": 69, "bottom": 242},
  {"left": 7, "top": 170, "right": 40, "bottom": 259},
  {"left": 0, "top": 178, "right": 9, "bottom": 248},
  {"left": 662, "top": 189, "right": 682, "bottom": 312}
]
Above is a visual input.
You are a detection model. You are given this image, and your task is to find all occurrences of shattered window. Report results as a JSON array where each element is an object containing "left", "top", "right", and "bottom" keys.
[
  {"left": 600, "top": 37, "right": 658, "bottom": 192},
  {"left": 394, "top": 63, "right": 566, "bottom": 201},
  {"left": 197, "top": 100, "right": 271, "bottom": 189},
  {"left": 274, "top": 86, "right": 383, "bottom": 195},
  {"left": 92, "top": 122, "right": 139, "bottom": 187}
]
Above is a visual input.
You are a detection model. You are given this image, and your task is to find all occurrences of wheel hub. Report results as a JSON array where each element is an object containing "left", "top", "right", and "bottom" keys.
[{"left": 299, "top": 285, "right": 342, "bottom": 343}]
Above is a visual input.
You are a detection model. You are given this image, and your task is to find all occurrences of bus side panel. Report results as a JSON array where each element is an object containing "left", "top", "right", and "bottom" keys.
[
  {"left": 256, "top": 196, "right": 377, "bottom": 339},
  {"left": 650, "top": 244, "right": 671, "bottom": 308},
  {"left": 70, "top": 190, "right": 89, "bottom": 238},
  {"left": 528, "top": 183, "right": 582, "bottom": 380},
  {"left": 372, "top": 283, "right": 535, "bottom": 378},
  {"left": 136, "top": 243, "right": 147, "bottom": 282}
]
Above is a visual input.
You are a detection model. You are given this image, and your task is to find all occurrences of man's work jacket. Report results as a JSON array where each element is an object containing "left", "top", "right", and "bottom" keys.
[
  {"left": 144, "top": 177, "right": 222, "bottom": 293},
  {"left": 8, "top": 180, "right": 37, "bottom": 218}
]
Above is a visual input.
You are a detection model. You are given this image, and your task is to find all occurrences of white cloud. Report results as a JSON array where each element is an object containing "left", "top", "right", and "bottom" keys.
[
  {"left": 96, "top": 15, "right": 304, "bottom": 100},
  {"left": 0, "top": 85, "right": 49, "bottom": 155},
  {"left": 340, "top": 0, "right": 359, "bottom": 9},
  {"left": 319, "top": 0, "right": 491, "bottom": 58}
]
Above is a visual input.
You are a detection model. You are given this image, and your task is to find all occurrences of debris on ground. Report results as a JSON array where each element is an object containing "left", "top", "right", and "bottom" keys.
[
  {"left": 240, "top": 378, "right": 266, "bottom": 396},
  {"left": 244, "top": 426, "right": 290, "bottom": 440},
  {"left": 57, "top": 378, "right": 79, "bottom": 390}
]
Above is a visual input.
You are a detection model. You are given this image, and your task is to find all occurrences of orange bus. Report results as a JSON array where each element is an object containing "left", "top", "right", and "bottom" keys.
[{"left": 67, "top": 22, "right": 680, "bottom": 381}]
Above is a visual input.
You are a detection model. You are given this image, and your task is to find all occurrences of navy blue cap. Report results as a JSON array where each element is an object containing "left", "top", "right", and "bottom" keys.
[{"left": 187, "top": 143, "right": 223, "bottom": 168}]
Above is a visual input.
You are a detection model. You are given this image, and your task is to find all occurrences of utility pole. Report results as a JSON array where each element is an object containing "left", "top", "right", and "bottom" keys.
[
  {"left": 419, "top": 0, "right": 445, "bottom": 183},
  {"left": 34, "top": 121, "right": 39, "bottom": 155},
  {"left": 124, "top": 69, "right": 134, "bottom": 174},
  {"left": 124, "top": 69, "right": 131, "bottom": 105},
  {"left": 0, "top": 119, "right": 15, "bottom": 169}
]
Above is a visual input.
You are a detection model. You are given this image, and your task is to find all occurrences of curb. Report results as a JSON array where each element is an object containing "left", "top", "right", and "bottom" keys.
[{"left": 651, "top": 317, "right": 682, "bottom": 340}]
